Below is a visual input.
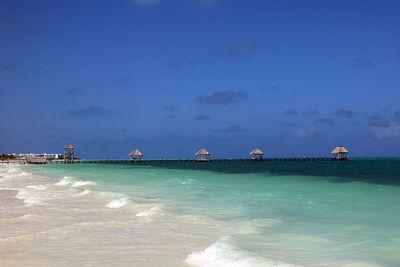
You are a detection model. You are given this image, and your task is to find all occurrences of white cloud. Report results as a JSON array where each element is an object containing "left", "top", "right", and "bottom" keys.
[
  {"left": 289, "top": 125, "right": 316, "bottom": 139},
  {"left": 371, "top": 123, "right": 400, "bottom": 139}
]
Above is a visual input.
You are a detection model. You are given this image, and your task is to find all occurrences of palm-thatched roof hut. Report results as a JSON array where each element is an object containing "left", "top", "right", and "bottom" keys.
[
  {"left": 195, "top": 148, "right": 210, "bottom": 162},
  {"left": 64, "top": 144, "right": 74, "bottom": 149},
  {"left": 64, "top": 144, "right": 74, "bottom": 163},
  {"left": 129, "top": 149, "right": 143, "bottom": 162},
  {"left": 250, "top": 148, "right": 264, "bottom": 161},
  {"left": 331, "top": 146, "right": 349, "bottom": 160}
]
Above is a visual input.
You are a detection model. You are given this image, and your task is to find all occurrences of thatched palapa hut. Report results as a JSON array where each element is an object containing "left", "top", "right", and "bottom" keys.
[
  {"left": 129, "top": 149, "right": 143, "bottom": 162},
  {"left": 331, "top": 146, "right": 349, "bottom": 160},
  {"left": 195, "top": 148, "right": 210, "bottom": 162},
  {"left": 64, "top": 144, "right": 74, "bottom": 163},
  {"left": 250, "top": 148, "right": 264, "bottom": 161}
]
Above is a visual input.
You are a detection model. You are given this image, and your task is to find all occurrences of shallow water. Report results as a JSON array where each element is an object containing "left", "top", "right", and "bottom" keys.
[{"left": 1, "top": 159, "right": 400, "bottom": 266}]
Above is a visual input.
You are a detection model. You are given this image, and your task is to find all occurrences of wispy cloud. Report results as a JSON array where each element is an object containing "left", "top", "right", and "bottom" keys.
[
  {"left": 283, "top": 109, "right": 319, "bottom": 116},
  {"left": 371, "top": 124, "right": 400, "bottom": 139},
  {"left": 285, "top": 125, "right": 318, "bottom": 140},
  {"left": 164, "top": 114, "right": 179, "bottom": 120},
  {"left": 354, "top": 57, "right": 372, "bottom": 68},
  {"left": 186, "top": 58, "right": 200, "bottom": 66},
  {"left": 164, "top": 104, "right": 177, "bottom": 113},
  {"left": 212, "top": 38, "right": 262, "bottom": 57},
  {"left": 194, "top": 114, "right": 210, "bottom": 121},
  {"left": 215, "top": 124, "right": 245, "bottom": 133},
  {"left": 366, "top": 112, "right": 400, "bottom": 139},
  {"left": 113, "top": 75, "right": 128, "bottom": 84},
  {"left": 261, "top": 85, "right": 282, "bottom": 92},
  {"left": 166, "top": 58, "right": 200, "bottom": 68},
  {"left": 278, "top": 121, "right": 298, "bottom": 127},
  {"left": 393, "top": 110, "right": 400, "bottom": 120},
  {"left": 302, "top": 110, "right": 319, "bottom": 116},
  {"left": 130, "top": 0, "right": 160, "bottom": 6},
  {"left": 1, "top": 62, "right": 17, "bottom": 71},
  {"left": 315, "top": 118, "right": 335, "bottom": 125},
  {"left": 67, "top": 106, "right": 115, "bottom": 118},
  {"left": 335, "top": 108, "right": 353, "bottom": 119},
  {"left": 68, "top": 86, "right": 82, "bottom": 96},
  {"left": 283, "top": 109, "right": 299, "bottom": 116},
  {"left": 166, "top": 60, "right": 181, "bottom": 68},
  {"left": 195, "top": 90, "right": 248, "bottom": 106},
  {"left": 367, "top": 114, "right": 390, "bottom": 128}
]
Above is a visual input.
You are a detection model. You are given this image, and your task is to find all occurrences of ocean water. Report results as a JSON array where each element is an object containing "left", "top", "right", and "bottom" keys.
[{"left": 1, "top": 159, "right": 400, "bottom": 266}]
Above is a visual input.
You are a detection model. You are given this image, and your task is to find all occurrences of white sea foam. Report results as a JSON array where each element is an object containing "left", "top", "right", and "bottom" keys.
[
  {"left": 54, "top": 176, "right": 72, "bottom": 186},
  {"left": 135, "top": 206, "right": 164, "bottom": 217},
  {"left": 341, "top": 262, "right": 381, "bottom": 267},
  {"left": 79, "top": 189, "right": 91, "bottom": 196},
  {"left": 182, "top": 178, "right": 194, "bottom": 185},
  {"left": 186, "top": 239, "right": 296, "bottom": 267},
  {"left": 20, "top": 214, "right": 41, "bottom": 219},
  {"left": 16, "top": 189, "right": 42, "bottom": 205},
  {"left": 106, "top": 198, "right": 128, "bottom": 208},
  {"left": 72, "top": 180, "right": 97, "bottom": 187},
  {"left": 7, "top": 167, "right": 20, "bottom": 173},
  {"left": 16, "top": 184, "right": 90, "bottom": 205},
  {"left": 26, "top": 185, "right": 48, "bottom": 190}
]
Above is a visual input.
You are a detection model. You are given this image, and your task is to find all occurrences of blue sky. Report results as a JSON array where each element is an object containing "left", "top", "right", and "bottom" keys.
[{"left": 1, "top": 0, "right": 400, "bottom": 158}]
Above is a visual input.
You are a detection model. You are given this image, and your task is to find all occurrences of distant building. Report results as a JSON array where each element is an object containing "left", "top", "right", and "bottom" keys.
[{"left": 17, "top": 153, "right": 62, "bottom": 160}]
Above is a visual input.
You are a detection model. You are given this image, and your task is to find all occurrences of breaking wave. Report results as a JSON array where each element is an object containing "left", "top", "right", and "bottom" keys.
[
  {"left": 186, "top": 239, "right": 296, "bottom": 267},
  {"left": 106, "top": 198, "right": 128, "bottom": 208}
]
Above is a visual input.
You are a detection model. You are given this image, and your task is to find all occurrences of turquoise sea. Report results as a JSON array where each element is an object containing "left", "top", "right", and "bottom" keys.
[{"left": 1, "top": 158, "right": 400, "bottom": 266}]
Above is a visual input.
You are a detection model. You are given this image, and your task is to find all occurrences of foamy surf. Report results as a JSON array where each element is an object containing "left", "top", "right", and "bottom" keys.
[
  {"left": 135, "top": 206, "right": 164, "bottom": 217},
  {"left": 106, "top": 198, "right": 128, "bottom": 208},
  {"left": 186, "top": 239, "right": 296, "bottom": 267},
  {"left": 7, "top": 167, "right": 20, "bottom": 173},
  {"left": 72, "top": 180, "right": 97, "bottom": 187},
  {"left": 54, "top": 176, "right": 72, "bottom": 186},
  {"left": 26, "top": 185, "right": 48, "bottom": 190},
  {"left": 79, "top": 189, "right": 91, "bottom": 196},
  {"left": 16, "top": 185, "right": 93, "bottom": 206}
]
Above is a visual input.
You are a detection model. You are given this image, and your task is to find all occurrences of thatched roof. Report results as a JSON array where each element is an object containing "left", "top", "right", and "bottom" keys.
[
  {"left": 331, "top": 146, "right": 349, "bottom": 154},
  {"left": 195, "top": 148, "right": 210, "bottom": 156},
  {"left": 64, "top": 144, "right": 74, "bottom": 149},
  {"left": 250, "top": 148, "right": 263, "bottom": 155},
  {"left": 129, "top": 149, "right": 143, "bottom": 157}
]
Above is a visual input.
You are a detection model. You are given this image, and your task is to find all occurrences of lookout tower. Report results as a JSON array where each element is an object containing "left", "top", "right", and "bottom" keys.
[{"left": 64, "top": 144, "right": 74, "bottom": 163}]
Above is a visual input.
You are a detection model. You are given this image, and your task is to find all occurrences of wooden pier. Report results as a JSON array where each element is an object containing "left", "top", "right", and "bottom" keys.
[{"left": 48, "top": 157, "right": 333, "bottom": 164}]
